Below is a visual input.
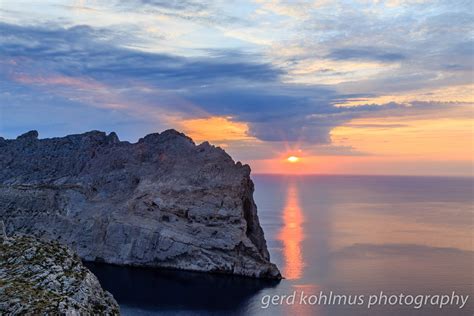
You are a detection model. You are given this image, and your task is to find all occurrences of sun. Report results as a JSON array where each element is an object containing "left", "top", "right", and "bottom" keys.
[{"left": 287, "top": 155, "right": 300, "bottom": 163}]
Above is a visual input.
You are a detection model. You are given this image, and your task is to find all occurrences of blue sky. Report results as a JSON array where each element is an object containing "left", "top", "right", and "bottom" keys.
[{"left": 1, "top": 0, "right": 473, "bottom": 175}]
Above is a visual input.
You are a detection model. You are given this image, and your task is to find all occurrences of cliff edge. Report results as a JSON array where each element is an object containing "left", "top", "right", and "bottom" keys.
[{"left": 0, "top": 130, "right": 281, "bottom": 279}]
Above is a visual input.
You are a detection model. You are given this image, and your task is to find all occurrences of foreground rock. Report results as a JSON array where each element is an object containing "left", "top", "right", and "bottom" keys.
[
  {"left": 0, "top": 130, "right": 280, "bottom": 278},
  {"left": 0, "top": 224, "right": 119, "bottom": 314}
]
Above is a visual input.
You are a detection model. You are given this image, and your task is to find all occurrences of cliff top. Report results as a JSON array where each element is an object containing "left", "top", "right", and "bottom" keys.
[{"left": 0, "top": 129, "right": 250, "bottom": 185}]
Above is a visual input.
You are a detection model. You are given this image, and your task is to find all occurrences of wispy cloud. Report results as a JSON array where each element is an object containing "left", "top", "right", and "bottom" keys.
[{"left": 327, "top": 47, "right": 406, "bottom": 62}]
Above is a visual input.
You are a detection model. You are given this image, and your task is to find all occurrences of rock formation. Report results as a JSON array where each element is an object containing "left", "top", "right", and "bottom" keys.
[
  {"left": 0, "top": 130, "right": 280, "bottom": 278},
  {"left": 0, "top": 224, "right": 119, "bottom": 314}
]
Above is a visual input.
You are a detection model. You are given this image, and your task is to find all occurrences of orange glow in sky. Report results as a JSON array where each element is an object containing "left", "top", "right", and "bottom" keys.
[
  {"left": 245, "top": 104, "right": 474, "bottom": 176},
  {"left": 179, "top": 116, "right": 253, "bottom": 143}
]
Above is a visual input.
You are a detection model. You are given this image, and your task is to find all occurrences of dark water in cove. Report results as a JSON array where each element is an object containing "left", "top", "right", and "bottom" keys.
[{"left": 87, "top": 175, "right": 474, "bottom": 315}]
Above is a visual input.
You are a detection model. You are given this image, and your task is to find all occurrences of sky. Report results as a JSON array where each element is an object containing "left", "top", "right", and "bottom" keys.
[{"left": 0, "top": 0, "right": 473, "bottom": 176}]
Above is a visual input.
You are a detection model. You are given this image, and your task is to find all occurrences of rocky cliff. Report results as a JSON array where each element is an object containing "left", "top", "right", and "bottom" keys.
[
  {"left": 0, "top": 223, "right": 119, "bottom": 314},
  {"left": 0, "top": 130, "right": 280, "bottom": 278}
]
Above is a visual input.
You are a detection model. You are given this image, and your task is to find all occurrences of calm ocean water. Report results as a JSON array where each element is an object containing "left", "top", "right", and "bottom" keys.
[{"left": 87, "top": 175, "right": 474, "bottom": 315}]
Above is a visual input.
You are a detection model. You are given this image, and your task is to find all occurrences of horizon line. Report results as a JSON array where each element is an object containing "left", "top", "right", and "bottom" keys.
[{"left": 252, "top": 173, "right": 474, "bottom": 179}]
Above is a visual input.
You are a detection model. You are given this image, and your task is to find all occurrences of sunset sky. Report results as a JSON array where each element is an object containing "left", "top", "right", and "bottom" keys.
[{"left": 1, "top": 0, "right": 473, "bottom": 176}]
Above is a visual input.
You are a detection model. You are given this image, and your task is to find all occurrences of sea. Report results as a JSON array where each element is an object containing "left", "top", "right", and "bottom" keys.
[{"left": 87, "top": 175, "right": 474, "bottom": 315}]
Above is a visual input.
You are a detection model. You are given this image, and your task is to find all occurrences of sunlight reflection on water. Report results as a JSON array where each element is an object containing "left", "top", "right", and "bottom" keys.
[{"left": 278, "top": 182, "right": 305, "bottom": 280}]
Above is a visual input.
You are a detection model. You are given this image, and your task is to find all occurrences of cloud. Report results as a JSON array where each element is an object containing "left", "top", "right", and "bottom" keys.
[
  {"left": 0, "top": 22, "right": 469, "bottom": 146},
  {"left": 0, "top": 22, "right": 337, "bottom": 143},
  {"left": 345, "top": 123, "right": 409, "bottom": 129},
  {"left": 132, "top": 0, "right": 206, "bottom": 12},
  {"left": 0, "top": 23, "right": 281, "bottom": 85},
  {"left": 328, "top": 47, "right": 406, "bottom": 62},
  {"left": 116, "top": 0, "right": 243, "bottom": 27}
]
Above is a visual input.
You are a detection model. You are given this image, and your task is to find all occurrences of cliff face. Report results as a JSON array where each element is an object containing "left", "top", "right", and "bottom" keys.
[
  {"left": 0, "top": 224, "right": 119, "bottom": 314},
  {"left": 0, "top": 130, "right": 280, "bottom": 278}
]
